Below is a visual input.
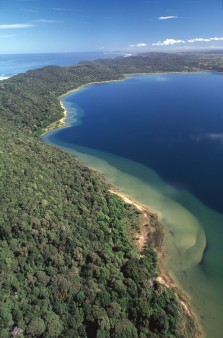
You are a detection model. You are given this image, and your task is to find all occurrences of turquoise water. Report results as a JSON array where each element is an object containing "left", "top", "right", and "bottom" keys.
[{"left": 42, "top": 73, "right": 223, "bottom": 337}]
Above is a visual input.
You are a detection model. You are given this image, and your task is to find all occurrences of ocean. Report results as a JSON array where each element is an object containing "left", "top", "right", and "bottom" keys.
[
  {"left": 42, "top": 73, "right": 223, "bottom": 338},
  {"left": 0, "top": 51, "right": 123, "bottom": 79}
]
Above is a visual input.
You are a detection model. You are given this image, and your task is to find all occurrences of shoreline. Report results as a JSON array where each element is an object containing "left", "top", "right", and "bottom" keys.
[
  {"left": 41, "top": 71, "right": 205, "bottom": 337},
  {"left": 124, "top": 70, "right": 206, "bottom": 77},
  {"left": 42, "top": 70, "right": 207, "bottom": 136},
  {"left": 42, "top": 77, "right": 125, "bottom": 134},
  {"left": 109, "top": 188, "right": 203, "bottom": 338},
  {"left": 109, "top": 188, "right": 162, "bottom": 251}
]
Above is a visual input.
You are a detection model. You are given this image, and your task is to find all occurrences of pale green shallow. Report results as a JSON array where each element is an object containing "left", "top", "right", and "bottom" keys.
[
  {"left": 70, "top": 146, "right": 223, "bottom": 338},
  {"left": 42, "top": 134, "right": 223, "bottom": 337}
]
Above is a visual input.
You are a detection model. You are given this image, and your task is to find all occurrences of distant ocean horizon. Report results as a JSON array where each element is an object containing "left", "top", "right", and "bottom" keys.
[{"left": 0, "top": 51, "right": 129, "bottom": 80}]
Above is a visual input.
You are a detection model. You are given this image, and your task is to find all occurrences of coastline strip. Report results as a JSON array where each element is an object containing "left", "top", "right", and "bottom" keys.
[
  {"left": 109, "top": 188, "right": 203, "bottom": 338},
  {"left": 42, "top": 77, "right": 126, "bottom": 134}
]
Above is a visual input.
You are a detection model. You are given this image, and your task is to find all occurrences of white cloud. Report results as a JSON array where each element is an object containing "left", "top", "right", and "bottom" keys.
[
  {"left": 0, "top": 35, "right": 16, "bottom": 38},
  {"left": 153, "top": 36, "right": 223, "bottom": 46},
  {"left": 53, "top": 8, "right": 73, "bottom": 11},
  {"left": 153, "top": 38, "right": 185, "bottom": 46},
  {"left": 210, "top": 37, "right": 223, "bottom": 41},
  {"left": 53, "top": 8, "right": 85, "bottom": 13},
  {"left": 188, "top": 37, "right": 223, "bottom": 43},
  {"left": 158, "top": 16, "right": 178, "bottom": 20},
  {"left": 130, "top": 43, "right": 147, "bottom": 48},
  {"left": 33, "top": 19, "right": 61, "bottom": 24},
  {"left": 188, "top": 38, "right": 211, "bottom": 42},
  {"left": 20, "top": 8, "right": 39, "bottom": 13},
  {"left": 0, "top": 24, "right": 34, "bottom": 29}
]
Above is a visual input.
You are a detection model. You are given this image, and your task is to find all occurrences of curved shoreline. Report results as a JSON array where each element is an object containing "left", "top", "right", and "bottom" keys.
[
  {"left": 43, "top": 70, "right": 206, "bottom": 135},
  {"left": 42, "top": 77, "right": 127, "bottom": 134},
  {"left": 41, "top": 73, "right": 205, "bottom": 337},
  {"left": 109, "top": 188, "right": 203, "bottom": 338}
]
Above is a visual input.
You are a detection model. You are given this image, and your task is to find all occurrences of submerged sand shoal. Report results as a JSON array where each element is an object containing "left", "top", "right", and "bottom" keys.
[
  {"left": 109, "top": 188, "right": 203, "bottom": 337},
  {"left": 41, "top": 74, "right": 208, "bottom": 337}
]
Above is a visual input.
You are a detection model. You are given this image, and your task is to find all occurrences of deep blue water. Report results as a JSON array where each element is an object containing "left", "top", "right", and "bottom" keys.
[
  {"left": 0, "top": 52, "right": 121, "bottom": 79},
  {"left": 42, "top": 73, "right": 223, "bottom": 337},
  {"left": 52, "top": 73, "right": 223, "bottom": 214}
]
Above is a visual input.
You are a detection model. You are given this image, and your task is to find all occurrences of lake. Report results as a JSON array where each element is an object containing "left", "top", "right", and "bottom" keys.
[{"left": 42, "top": 73, "right": 223, "bottom": 338}]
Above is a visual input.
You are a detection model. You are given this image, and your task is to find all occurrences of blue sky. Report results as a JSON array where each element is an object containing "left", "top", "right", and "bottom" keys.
[{"left": 1, "top": 0, "right": 223, "bottom": 53}]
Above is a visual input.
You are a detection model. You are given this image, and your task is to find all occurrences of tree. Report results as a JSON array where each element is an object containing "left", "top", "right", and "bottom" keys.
[
  {"left": 45, "top": 311, "right": 64, "bottom": 337},
  {"left": 26, "top": 318, "right": 45, "bottom": 336},
  {"left": 111, "top": 319, "right": 138, "bottom": 338}
]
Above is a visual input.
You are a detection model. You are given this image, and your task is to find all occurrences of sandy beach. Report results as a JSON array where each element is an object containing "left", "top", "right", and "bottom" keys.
[
  {"left": 109, "top": 188, "right": 203, "bottom": 338},
  {"left": 42, "top": 77, "right": 127, "bottom": 135}
]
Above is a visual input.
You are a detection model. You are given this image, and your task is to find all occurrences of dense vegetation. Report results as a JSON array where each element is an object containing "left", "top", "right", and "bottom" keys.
[
  {"left": 0, "top": 62, "right": 123, "bottom": 136},
  {"left": 0, "top": 121, "right": 193, "bottom": 338},
  {"left": 96, "top": 51, "right": 223, "bottom": 74},
  {"left": 1, "top": 51, "right": 219, "bottom": 337}
]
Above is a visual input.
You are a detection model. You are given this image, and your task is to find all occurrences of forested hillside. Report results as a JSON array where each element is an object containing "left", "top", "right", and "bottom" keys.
[
  {"left": 0, "top": 63, "right": 123, "bottom": 136},
  {"left": 0, "top": 52, "right": 215, "bottom": 337},
  {"left": 93, "top": 51, "right": 223, "bottom": 74}
]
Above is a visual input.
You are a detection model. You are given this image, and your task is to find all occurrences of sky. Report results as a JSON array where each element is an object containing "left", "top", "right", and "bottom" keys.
[{"left": 1, "top": 0, "right": 223, "bottom": 54}]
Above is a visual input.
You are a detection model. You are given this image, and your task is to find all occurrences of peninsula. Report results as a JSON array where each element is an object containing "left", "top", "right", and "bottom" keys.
[{"left": 1, "top": 52, "right": 222, "bottom": 337}]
